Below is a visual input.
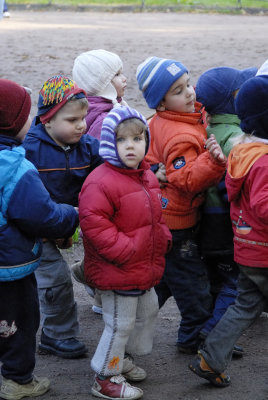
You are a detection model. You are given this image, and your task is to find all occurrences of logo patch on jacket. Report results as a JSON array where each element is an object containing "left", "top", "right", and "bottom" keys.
[
  {"left": 161, "top": 197, "right": 168, "bottom": 209},
  {"left": 173, "top": 157, "right": 186, "bottom": 170}
]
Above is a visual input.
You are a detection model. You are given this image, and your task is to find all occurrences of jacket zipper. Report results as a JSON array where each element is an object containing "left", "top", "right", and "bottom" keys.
[{"left": 142, "top": 180, "right": 155, "bottom": 285}]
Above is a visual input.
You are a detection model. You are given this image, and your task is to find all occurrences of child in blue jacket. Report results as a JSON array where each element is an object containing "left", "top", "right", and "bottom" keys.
[
  {"left": 0, "top": 79, "right": 78, "bottom": 399},
  {"left": 23, "top": 75, "right": 102, "bottom": 359}
]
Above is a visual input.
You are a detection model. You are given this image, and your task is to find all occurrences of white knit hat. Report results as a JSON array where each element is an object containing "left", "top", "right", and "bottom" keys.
[{"left": 72, "top": 49, "right": 123, "bottom": 104}]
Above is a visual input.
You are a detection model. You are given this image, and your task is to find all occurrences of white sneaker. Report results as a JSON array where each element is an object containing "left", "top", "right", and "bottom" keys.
[
  {"left": 92, "top": 374, "right": 143, "bottom": 399},
  {"left": 0, "top": 376, "right": 50, "bottom": 400},
  {"left": 3, "top": 11, "right": 11, "bottom": 18},
  {"left": 122, "top": 355, "right": 147, "bottom": 382}
]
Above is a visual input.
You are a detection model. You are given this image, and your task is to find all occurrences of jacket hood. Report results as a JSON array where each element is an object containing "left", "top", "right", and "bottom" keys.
[
  {"left": 0, "top": 145, "right": 25, "bottom": 191},
  {"left": 99, "top": 106, "right": 150, "bottom": 168},
  {"left": 85, "top": 96, "right": 113, "bottom": 130},
  {"left": 226, "top": 142, "right": 268, "bottom": 201}
]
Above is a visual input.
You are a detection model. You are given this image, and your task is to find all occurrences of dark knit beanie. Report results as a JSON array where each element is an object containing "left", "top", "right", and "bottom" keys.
[
  {"left": 0, "top": 79, "right": 31, "bottom": 137},
  {"left": 195, "top": 66, "right": 257, "bottom": 115},
  {"left": 99, "top": 106, "right": 150, "bottom": 168},
  {"left": 235, "top": 75, "right": 268, "bottom": 139},
  {"left": 37, "top": 75, "right": 86, "bottom": 124}
]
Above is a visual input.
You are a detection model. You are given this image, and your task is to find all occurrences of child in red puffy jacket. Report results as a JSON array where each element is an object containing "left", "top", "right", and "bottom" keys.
[{"left": 79, "top": 106, "right": 171, "bottom": 400}]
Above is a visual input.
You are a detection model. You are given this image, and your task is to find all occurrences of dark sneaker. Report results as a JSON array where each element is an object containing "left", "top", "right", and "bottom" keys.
[
  {"left": 39, "top": 330, "right": 88, "bottom": 359},
  {"left": 177, "top": 345, "right": 198, "bottom": 355},
  {"left": 91, "top": 374, "right": 143, "bottom": 399},
  {"left": 188, "top": 352, "right": 231, "bottom": 387},
  {"left": 122, "top": 355, "right": 147, "bottom": 382},
  {"left": 0, "top": 376, "right": 50, "bottom": 400}
]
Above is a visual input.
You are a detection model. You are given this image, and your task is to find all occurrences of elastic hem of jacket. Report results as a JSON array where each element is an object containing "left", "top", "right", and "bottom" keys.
[
  {"left": 162, "top": 212, "right": 199, "bottom": 230},
  {"left": 0, "top": 258, "right": 40, "bottom": 281}
]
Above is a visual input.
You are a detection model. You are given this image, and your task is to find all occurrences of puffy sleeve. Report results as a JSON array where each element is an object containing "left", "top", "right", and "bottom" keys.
[
  {"left": 7, "top": 168, "right": 79, "bottom": 239},
  {"left": 79, "top": 179, "right": 135, "bottom": 265}
]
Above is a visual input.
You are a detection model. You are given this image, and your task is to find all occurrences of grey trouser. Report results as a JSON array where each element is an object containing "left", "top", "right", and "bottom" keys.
[
  {"left": 91, "top": 288, "right": 159, "bottom": 376},
  {"left": 200, "top": 265, "right": 268, "bottom": 373},
  {"left": 35, "top": 241, "right": 79, "bottom": 339}
]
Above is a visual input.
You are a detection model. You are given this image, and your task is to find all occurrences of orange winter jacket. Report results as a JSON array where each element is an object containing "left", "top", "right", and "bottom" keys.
[{"left": 146, "top": 103, "right": 226, "bottom": 229}]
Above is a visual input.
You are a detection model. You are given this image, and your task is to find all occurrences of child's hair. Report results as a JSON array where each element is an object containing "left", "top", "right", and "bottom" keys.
[
  {"left": 37, "top": 75, "right": 87, "bottom": 124},
  {"left": 99, "top": 106, "right": 150, "bottom": 168},
  {"left": 195, "top": 67, "right": 257, "bottom": 115},
  {"left": 235, "top": 75, "right": 268, "bottom": 140},
  {"left": 67, "top": 95, "right": 88, "bottom": 110},
  {"left": 0, "top": 79, "right": 31, "bottom": 137},
  {"left": 115, "top": 118, "right": 148, "bottom": 145},
  {"left": 72, "top": 49, "right": 123, "bottom": 104},
  {"left": 136, "top": 56, "right": 188, "bottom": 109}
]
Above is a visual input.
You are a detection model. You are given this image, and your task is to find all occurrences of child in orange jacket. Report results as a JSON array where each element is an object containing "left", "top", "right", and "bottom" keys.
[{"left": 136, "top": 57, "right": 226, "bottom": 353}]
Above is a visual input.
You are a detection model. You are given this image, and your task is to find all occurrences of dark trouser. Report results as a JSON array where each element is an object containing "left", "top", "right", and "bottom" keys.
[
  {"left": 200, "top": 266, "right": 268, "bottom": 373},
  {"left": 155, "top": 228, "right": 213, "bottom": 349},
  {"left": 200, "top": 254, "right": 239, "bottom": 336},
  {"left": 0, "top": 273, "right": 40, "bottom": 383}
]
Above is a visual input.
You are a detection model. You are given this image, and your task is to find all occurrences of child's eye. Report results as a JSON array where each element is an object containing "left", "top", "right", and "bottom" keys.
[
  {"left": 134, "top": 136, "right": 143, "bottom": 141},
  {"left": 117, "top": 137, "right": 124, "bottom": 142}
]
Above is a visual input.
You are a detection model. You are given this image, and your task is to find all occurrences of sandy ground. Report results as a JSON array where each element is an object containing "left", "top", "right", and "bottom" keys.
[{"left": 1, "top": 9, "right": 268, "bottom": 400}]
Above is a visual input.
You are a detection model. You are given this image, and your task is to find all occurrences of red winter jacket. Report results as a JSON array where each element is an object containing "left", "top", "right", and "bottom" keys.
[
  {"left": 226, "top": 142, "right": 268, "bottom": 268},
  {"left": 79, "top": 161, "right": 172, "bottom": 290}
]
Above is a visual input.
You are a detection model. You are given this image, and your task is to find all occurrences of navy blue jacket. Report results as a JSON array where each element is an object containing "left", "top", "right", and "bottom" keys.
[
  {"left": 23, "top": 119, "right": 102, "bottom": 207},
  {"left": 0, "top": 135, "right": 78, "bottom": 281}
]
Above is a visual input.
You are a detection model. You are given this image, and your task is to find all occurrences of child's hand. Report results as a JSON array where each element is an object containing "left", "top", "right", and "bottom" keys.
[
  {"left": 155, "top": 163, "right": 168, "bottom": 187},
  {"left": 205, "top": 135, "right": 226, "bottom": 164}
]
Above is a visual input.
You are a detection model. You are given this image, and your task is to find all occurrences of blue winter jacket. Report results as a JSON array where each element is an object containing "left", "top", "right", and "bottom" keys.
[
  {"left": 23, "top": 119, "right": 102, "bottom": 207},
  {"left": 0, "top": 135, "right": 79, "bottom": 282}
]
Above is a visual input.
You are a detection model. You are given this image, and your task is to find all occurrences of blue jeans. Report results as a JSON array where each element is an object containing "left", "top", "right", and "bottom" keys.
[
  {"left": 200, "top": 265, "right": 268, "bottom": 373},
  {"left": 155, "top": 228, "right": 213, "bottom": 349},
  {"left": 201, "top": 254, "right": 239, "bottom": 336}
]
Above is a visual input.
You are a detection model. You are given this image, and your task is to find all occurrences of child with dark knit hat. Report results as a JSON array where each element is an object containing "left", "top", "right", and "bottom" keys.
[
  {"left": 22, "top": 75, "right": 102, "bottom": 359},
  {"left": 0, "top": 79, "right": 78, "bottom": 399},
  {"left": 194, "top": 66, "right": 257, "bottom": 353},
  {"left": 79, "top": 106, "right": 171, "bottom": 400},
  {"left": 189, "top": 75, "right": 268, "bottom": 388},
  {"left": 136, "top": 56, "right": 226, "bottom": 354}
]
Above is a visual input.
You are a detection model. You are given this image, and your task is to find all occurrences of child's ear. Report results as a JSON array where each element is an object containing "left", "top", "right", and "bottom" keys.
[
  {"left": 44, "top": 121, "right": 52, "bottom": 132},
  {"left": 157, "top": 102, "right": 165, "bottom": 111}
]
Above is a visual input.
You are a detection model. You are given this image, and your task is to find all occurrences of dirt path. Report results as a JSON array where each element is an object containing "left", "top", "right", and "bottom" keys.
[{"left": 1, "top": 10, "right": 268, "bottom": 400}]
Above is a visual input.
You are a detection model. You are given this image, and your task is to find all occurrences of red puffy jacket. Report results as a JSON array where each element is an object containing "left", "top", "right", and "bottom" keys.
[{"left": 79, "top": 161, "right": 172, "bottom": 290}]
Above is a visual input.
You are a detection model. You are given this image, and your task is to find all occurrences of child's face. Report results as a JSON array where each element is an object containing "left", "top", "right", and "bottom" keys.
[
  {"left": 45, "top": 101, "right": 88, "bottom": 147},
  {"left": 112, "top": 69, "right": 127, "bottom": 98},
  {"left": 116, "top": 122, "right": 146, "bottom": 169},
  {"left": 158, "top": 72, "right": 196, "bottom": 113}
]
